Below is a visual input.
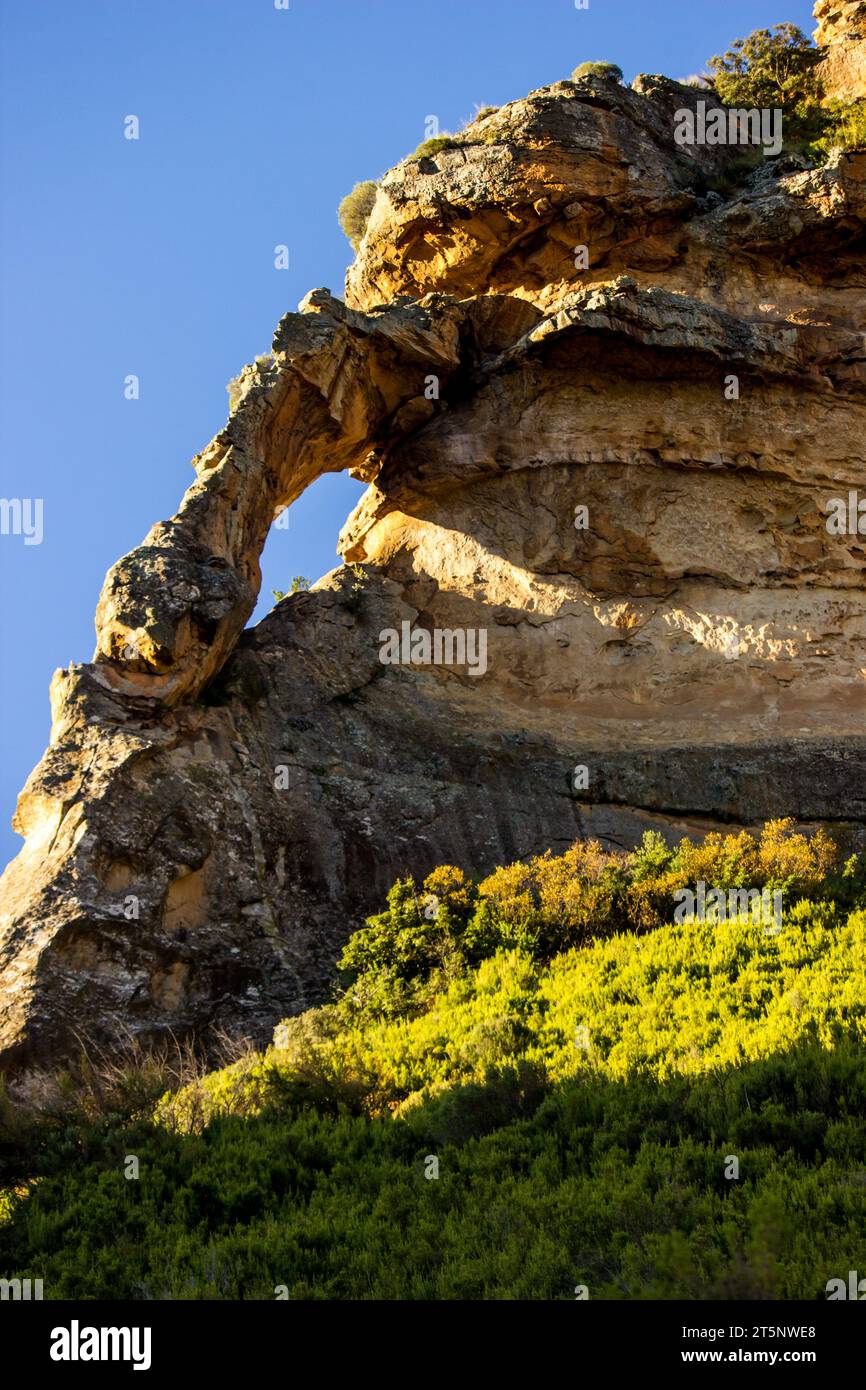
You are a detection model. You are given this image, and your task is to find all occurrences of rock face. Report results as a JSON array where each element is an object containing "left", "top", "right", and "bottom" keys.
[
  {"left": 815, "top": 1, "right": 866, "bottom": 99},
  {"left": 1, "top": 7, "right": 865, "bottom": 1070}
]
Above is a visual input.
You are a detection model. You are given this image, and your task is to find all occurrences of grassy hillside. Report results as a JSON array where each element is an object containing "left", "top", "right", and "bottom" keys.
[{"left": 2, "top": 822, "right": 866, "bottom": 1300}]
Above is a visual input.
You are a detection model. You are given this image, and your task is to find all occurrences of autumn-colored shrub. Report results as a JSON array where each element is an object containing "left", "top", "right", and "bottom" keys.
[{"left": 333, "top": 822, "right": 854, "bottom": 1024}]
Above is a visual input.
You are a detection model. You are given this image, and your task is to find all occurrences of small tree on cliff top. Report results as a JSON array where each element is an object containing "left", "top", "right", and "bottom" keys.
[{"left": 707, "top": 23, "right": 822, "bottom": 113}]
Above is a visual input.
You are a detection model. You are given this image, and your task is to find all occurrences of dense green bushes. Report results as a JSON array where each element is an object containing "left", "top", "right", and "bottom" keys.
[
  {"left": 3, "top": 1041, "right": 866, "bottom": 1299},
  {"left": 159, "top": 882, "right": 866, "bottom": 1134},
  {"left": 335, "top": 820, "right": 855, "bottom": 1022},
  {"left": 2, "top": 820, "right": 865, "bottom": 1299}
]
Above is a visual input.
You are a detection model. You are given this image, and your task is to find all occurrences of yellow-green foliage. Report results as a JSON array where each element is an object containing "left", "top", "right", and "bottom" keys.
[
  {"left": 676, "top": 820, "right": 838, "bottom": 893},
  {"left": 707, "top": 23, "right": 821, "bottom": 112},
  {"left": 3, "top": 821, "right": 866, "bottom": 1300},
  {"left": 413, "top": 135, "right": 461, "bottom": 159},
  {"left": 272, "top": 576, "right": 311, "bottom": 603},
  {"left": 811, "top": 98, "right": 866, "bottom": 158},
  {"left": 159, "top": 895, "right": 866, "bottom": 1133},
  {"left": 337, "top": 179, "right": 377, "bottom": 250},
  {"left": 330, "top": 819, "right": 849, "bottom": 1017},
  {"left": 571, "top": 61, "right": 623, "bottom": 83},
  {"left": 0, "top": 1187, "right": 19, "bottom": 1225}
]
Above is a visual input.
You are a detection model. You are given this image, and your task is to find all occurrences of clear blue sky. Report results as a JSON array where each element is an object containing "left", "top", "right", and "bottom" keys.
[{"left": 0, "top": 0, "right": 817, "bottom": 869}]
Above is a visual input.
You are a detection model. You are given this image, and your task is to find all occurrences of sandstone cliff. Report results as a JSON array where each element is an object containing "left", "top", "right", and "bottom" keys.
[
  {"left": 815, "top": 1, "right": 866, "bottom": 99},
  {"left": 1, "top": 10, "right": 864, "bottom": 1069}
]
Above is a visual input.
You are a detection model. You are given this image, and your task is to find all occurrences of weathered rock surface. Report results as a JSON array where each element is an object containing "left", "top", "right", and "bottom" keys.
[
  {"left": 815, "top": 1, "right": 866, "bottom": 99},
  {"left": 1, "top": 6, "right": 865, "bottom": 1070}
]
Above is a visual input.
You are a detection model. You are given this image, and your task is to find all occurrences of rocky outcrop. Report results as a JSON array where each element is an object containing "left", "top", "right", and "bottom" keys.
[
  {"left": 815, "top": 1, "right": 866, "bottom": 100},
  {"left": 1, "top": 6, "right": 865, "bottom": 1070},
  {"left": 93, "top": 291, "right": 466, "bottom": 705}
]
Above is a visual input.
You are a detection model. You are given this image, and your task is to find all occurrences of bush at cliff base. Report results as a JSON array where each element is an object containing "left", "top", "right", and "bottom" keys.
[{"left": 1, "top": 820, "right": 866, "bottom": 1299}]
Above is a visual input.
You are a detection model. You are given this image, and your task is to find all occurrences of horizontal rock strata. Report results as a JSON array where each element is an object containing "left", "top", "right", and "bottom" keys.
[{"left": 1, "top": 7, "right": 864, "bottom": 1068}]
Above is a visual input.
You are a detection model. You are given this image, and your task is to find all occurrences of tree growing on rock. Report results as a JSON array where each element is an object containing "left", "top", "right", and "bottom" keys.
[{"left": 707, "top": 24, "right": 822, "bottom": 112}]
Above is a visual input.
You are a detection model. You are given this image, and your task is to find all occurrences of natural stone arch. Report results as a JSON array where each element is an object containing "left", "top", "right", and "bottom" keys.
[{"left": 93, "top": 290, "right": 466, "bottom": 705}]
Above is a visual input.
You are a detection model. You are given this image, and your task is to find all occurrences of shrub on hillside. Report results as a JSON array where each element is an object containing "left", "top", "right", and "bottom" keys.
[
  {"left": 338, "top": 873, "right": 467, "bottom": 1018},
  {"left": 226, "top": 354, "right": 274, "bottom": 412},
  {"left": 334, "top": 820, "right": 854, "bottom": 1022},
  {"left": 478, "top": 841, "right": 627, "bottom": 953},
  {"left": 571, "top": 61, "right": 623, "bottom": 83},
  {"left": 414, "top": 135, "right": 461, "bottom": 159},
  {"left": 337, "top": 179, "right": 377, "bottom": 250},
  {"left": 3, "top": 827, "right": 866, "bottom": 1301},
  {"left": 272, "top": 576, "right": 311, "bottom": 602},
  {"left": 810, "top": 97, "right": 866, "bottom": 157},
  {"left": 675, "top": 819, "right": 838, "bottom": 895}
]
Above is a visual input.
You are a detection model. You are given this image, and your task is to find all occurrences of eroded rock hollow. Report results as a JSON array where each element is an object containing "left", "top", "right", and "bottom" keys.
[{"left": 2, "top": 11, "right": 865, "bottom": 1068}]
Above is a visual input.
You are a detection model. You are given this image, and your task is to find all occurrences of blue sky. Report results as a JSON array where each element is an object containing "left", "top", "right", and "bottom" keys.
[{"left": 0, "top": 0, "right": 817, "bottom": 868}]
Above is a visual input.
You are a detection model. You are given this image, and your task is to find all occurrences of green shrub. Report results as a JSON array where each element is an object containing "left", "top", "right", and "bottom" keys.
[
  {"left": 337, "top": 179, "right": 377, "bottom": 250},
  {"left": 699, "top": 151, "right": 765, "bottom": 199},
  {"left": 571, "top": 61, "right": 623, "bottom": 84},
  {"left": 810, "top": 98, "right": 866, "bottom": 158},
  {"left": 334, "top": 821, "right": 851, "bottom": 1020},
  {"left": 226, "top": 372, "right": 244, "bottom": 411},
  {"left": 626, "top": 829, "right": 676, "bottom": 882},
  {"left": 272, "top": 576, "right": 311, "bottom": 602},
  {"left": 343, "top": 563, "right": 369, "bottom": 614},
  {"left": 338, "top": 871, "right": 471, "bottom": 1019},
  {"left": 705, "top": 24, "right": 866, "bottom": 163},
  {"left": 4, "top": 897, "right": 866, "bottom": 1299},
  {"left": 3, "top": 821, "right": 866, "bottom": 1300},
  {"left": 414, "top": 135, "right": 461, "bottom": 159}
]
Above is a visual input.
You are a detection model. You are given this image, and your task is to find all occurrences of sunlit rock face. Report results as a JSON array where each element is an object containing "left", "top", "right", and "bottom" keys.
[
  {"left": 1, "top": 8, "right": 865, "bottom": 1070},
  {"left": 815, "top": 1, "right": 866, "bottom": 100}
]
